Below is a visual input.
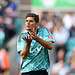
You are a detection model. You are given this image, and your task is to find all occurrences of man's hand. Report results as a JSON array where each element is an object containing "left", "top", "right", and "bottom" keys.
[
  {"left": 28, "top": 31, "right": 37, "bottom": 40},
  {"left": 25, "top": 34, "right": 32, "bottom": 43},
  {"left": 20, "top": 49, "right": 29, "bottom": 59}
]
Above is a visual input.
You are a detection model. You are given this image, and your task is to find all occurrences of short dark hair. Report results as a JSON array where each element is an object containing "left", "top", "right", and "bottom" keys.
[{"left": 26, "top": 13, "right": 39, "bottom": 23}]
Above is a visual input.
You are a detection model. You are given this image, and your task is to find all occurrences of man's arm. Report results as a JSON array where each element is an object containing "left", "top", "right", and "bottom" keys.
[
  {"left": 34, "top": 35, "right": 54, "bottom": 50},
  {"left": 17, "top": 33, "right": 32, "bottom": 59},
  {"left": 20, "top": 42, "right": 31, "bottom": 59},
  {"left": 28, "top": 30, "right": 54, "bottom": 50}
]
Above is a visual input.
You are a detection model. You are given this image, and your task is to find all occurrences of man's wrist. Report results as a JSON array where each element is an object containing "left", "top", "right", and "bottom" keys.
[
  {"left": 33, "top": 35, "right": 38, "bottom": 40},
  {"left": 27, "top": 41, "right": 32, "bottom": 45}
]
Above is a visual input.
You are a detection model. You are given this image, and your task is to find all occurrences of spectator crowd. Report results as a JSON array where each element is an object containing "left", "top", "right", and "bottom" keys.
[{"left": 0, "top": 0, "right": 75, "bottom": 75}]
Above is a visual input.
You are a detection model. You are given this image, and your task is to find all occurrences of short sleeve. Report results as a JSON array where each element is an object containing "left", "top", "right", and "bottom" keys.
[
  {"left": 38, "top": 27, "right": 55, "bottom": 42},
  {"left": 17, "top": 33, "right": 26, "bottom": 53},
  {"left": 37, "top": 27, "right": 55, "bottom": 48}
]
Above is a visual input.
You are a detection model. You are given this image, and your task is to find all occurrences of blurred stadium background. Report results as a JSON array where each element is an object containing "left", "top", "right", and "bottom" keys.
[{"left": 0, "top": 0, "right": 75, "bottom": 75}]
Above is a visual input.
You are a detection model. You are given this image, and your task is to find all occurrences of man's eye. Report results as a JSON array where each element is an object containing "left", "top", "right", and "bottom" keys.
[
  {"left": 26, "top": 20, "right": 28, "bottom": 22},
  {"left": 26, "top": 20, "right": 34, "bottom": 22},
  {"left": 30, "top": 20, "right": 34, "bottom": 22}
]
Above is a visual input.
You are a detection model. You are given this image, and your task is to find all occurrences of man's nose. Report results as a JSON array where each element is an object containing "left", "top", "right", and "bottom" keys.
[
  {"left": 26, "top": 23, "right": 30, "bottom": 28},
  {"left": 27, "top": 21, "right": 30, "bottom": 25}
]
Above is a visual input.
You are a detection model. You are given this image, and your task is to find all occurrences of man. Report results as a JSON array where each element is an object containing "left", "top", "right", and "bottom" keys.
[{"left": 17, "top": 13, "right": 55, "bottom": 75}]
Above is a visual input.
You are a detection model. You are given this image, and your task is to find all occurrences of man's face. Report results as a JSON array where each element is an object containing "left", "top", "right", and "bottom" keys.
[{"left": 25, "top": 17, "right": 37, "bottom": 31}]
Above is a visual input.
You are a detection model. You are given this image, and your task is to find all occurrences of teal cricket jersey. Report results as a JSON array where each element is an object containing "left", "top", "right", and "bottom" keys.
[{"left": 17, "top": 27, "right": 54, "bottom": 73}]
